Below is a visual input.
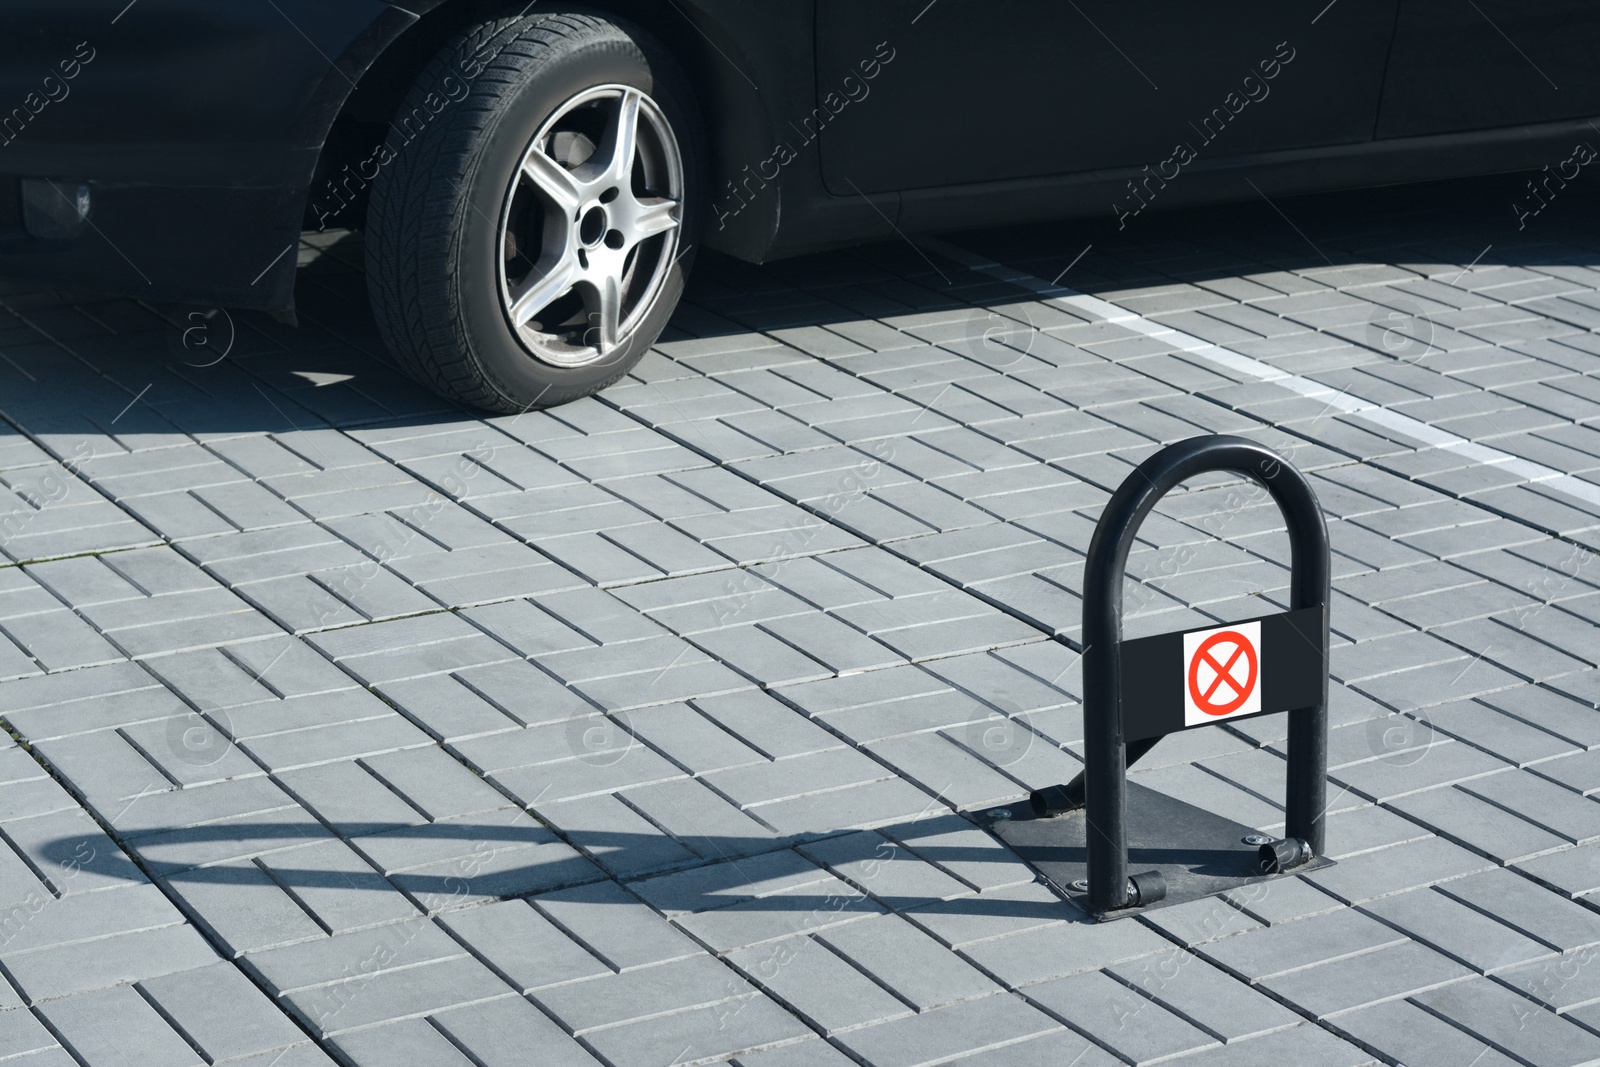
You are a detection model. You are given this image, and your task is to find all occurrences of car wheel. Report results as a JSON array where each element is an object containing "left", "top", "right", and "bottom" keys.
[{"left": 366, "top": 11, "right": 700, "bottom": 414}]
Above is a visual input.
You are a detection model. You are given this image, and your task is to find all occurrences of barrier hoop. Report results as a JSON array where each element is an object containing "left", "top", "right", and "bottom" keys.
[{"left": 981, "top": 435, "right": 1333, "bottom": 919}]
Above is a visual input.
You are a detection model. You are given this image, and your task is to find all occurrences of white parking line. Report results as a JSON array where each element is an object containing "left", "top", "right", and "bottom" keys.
[{"left": 926, "top": 239, "right": 1600, "bottom": 513}]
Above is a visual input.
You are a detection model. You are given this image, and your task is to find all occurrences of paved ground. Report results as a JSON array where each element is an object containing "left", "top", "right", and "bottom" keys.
[{"left": 2, "top": 174, "right": 1600, "bottom": 1067}]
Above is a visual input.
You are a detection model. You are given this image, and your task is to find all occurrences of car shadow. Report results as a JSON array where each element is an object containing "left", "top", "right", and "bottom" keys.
[{"left": 1, "top": 172, "right": 1593, "bottom": 445}]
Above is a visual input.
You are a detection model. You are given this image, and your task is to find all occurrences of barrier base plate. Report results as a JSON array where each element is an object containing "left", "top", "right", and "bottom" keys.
[{"left": 977, "top": 781, "right": 1333, "bottom": 920}]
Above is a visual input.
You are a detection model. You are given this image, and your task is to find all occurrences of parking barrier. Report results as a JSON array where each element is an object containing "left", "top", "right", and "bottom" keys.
[{"left": 983, "top": 435, "right": 1333, "bottom": 919}]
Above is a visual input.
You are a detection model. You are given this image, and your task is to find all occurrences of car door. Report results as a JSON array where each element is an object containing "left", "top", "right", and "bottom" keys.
[
  {"left": 1376, "top": 0, "right": 1600, "bottom": 139},
  {"left": 813, "top": 0, "right": 1401, "bottom": 195}
]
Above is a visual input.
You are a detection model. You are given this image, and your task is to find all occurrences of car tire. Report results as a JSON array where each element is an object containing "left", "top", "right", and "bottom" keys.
[{"left": 366, "top": 10, "right": 701, "bottom": 414}]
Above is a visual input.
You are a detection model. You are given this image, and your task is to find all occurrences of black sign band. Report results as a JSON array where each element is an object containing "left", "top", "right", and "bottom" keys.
[{"left": 1120, "top": 606, "right": 1324, "bottom": 743}]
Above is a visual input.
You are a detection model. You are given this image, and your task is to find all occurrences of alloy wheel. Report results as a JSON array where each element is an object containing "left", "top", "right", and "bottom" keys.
[{"left": 497, "top": 84, "right": 684, "bottom": 368}]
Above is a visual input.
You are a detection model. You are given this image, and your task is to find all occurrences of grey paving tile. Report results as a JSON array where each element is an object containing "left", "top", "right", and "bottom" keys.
[
  {"left": 622, "top": 776, "right": 783, "bottom": 860},
  {"left": 570, "top": 655, "right": 753, "bottom": 712},
  {"left": 1518, "top": 843, "right": 1600, "bottom": 903},
  {"left": 778, "top": 665, "right": 961, "bottom": 727},
  {"left": 0, "top": 765, "right": 77, "bottom": 830},
  {"left": 831, "top": 993, "right": 1062, "bottom": 1067},
  {"left": 866, "top": 732, "right": 1025, "bottom": 811},
  {"left": 223, "top": 689, "right": 395, "bottom": 751},
  {"left": 278, "top": 952, "right": 513, "bottom": 1037},
  {"left": 0, "top": 882, "right": 180, "bottom": 959},
  {"left": 256, "top": 837, "right": 421, "bottom": 933},
  {"left": 881, "top": 813, "right": 1036, "bottom": 896},
  {"left": 1498, "top": 948, "right": 1600, "bottom": 1015},
  {"left": 221, "top": 637, "right": 359, "bottom": 699},
  {"left": 728, "top": 933, "right": 914, "bottom": 1034},
  {"left": 3, "top": 808, "right": 146, "bottom": 896},
  {"left": 1149, "top": 1023, "right": 1377, "bottom": 1066},
  {"left": 276, "top": 761, "right": 427, "bottom": 838},
  {"left": 1261, "top": 939, "right": 1474, "bottom": 1018},
  {"left": 461, "top": 597, "right": 606, "bottom": 660},
  {"left": 1321, "top": 802, "right": 1435, "bottom": 860},
  {"left": 163, "top": 862, "right": 327, "bottom": 956},
  {"left": 1141, "top": 895, "right": 1264, "bottom": 948},
  {"left": 1431, "top": 699, "right": 1583, "bottom": 768},
  {"left": 960, "top": 915, "right": 1171, "bottom": 988},
  {"left": 1362, "top": 885, "right": 1556, "bottom": 975},
  {"left": 140, "top": 960, "right": 312, "bottom": 1063},
  {"left": 799, "top": 830, "right": 975, "bottom": 911},
  {"left": 361, "top": 744, "right": 515, "bottom": 822},
  {"left": 1387, "top": 785, "right": 1570, "bottom": 863},
  {"left": 372, "top": 674, "right": 525, "bottom": 742},
  {"left": 330, "top": 1017, "right": 478, "bottom": 1067},
  {"left": 0, "top": 609, "right": 122, "bottom": 672},
  {"left": 238, "top": 714, "right": 433, "bottom": 773},
  {"left": 1198, "top": 907, "right": 1405, "bottom": 982},
  {"left": 1110, "top": 950, "right": 1302, "bottom": 1043},
  {"left": 494, "top": 745, "right": 689, "bottom": 805},
  {"left": 531, "top": 954, "right": 747, "bottom": 1036},
  {"left": 1463, "top": 769, "right": 1600, "bottom": 844},
  {"left": 748, "top": 776, "right": 944, "bottom": 839},
  {"left": 691, "top": 689, "right": 848, "bottom": 760},
  {"left": 705, "top": 749, "right": 894, "bottom": 811},
  {"left": 935, "top": 1027, "right": 1124, "bottom": 1067},
  {"left": 1305, "top": 834, "right": 1498, "bottom": 904},
  {"left": 1331, "top": 998, "right": 1521, "bottom": 1067},
  {"left": 817, "top": 913, "right": 998, "bottom": 1010},
  {"left": 430, "top": 995, "right": 603, "bottom": 1067},
  {"left": 6, "top": 921, "right": 220, "bottom": 1002},
  {"left": 534, "top": 878, "right": 703, "bottom": 971},
  {"left": 732, "top": 1037, "right": 862, "bottom": 1067},
  {"left": 1438, "top": 868, "right": 1600, "bottom": 952},
  {"left": 1029, "top": 968, "right": 1221, "bottom": 1064},
  {"left": 439, "top": 898, "right": 610, "bottom": 993},
  {"left": 37, "top": 983, "right": 203, "bottom": 1067},
  {"left": 362, "top": 816, "right": 600, "bottom": 910},
  {"left": 31, "top": 731, "right": 175, "bottom": 805},
  {"left": 538, "top": 792, "right": 699, "bottom": 877},
  {"left": 1415, "top": 975, "right": 1600, "bottom": 1067},
  {"left": 628, "top": 703, "right": 770, "bottom": 776},
  {"left": 0, "top": 1003, "right": 62, "bottom": 1060},
  {"left": 579, "top": 993, "right": 815, "bottom": 1067},
  {"left": 677, "top": 878, "right": 886, "bottom": 954}
]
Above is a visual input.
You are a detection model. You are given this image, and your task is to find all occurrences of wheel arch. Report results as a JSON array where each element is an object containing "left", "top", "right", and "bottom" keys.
[{"left": 305, "top": 0, "right": 787, "bottom": 262}]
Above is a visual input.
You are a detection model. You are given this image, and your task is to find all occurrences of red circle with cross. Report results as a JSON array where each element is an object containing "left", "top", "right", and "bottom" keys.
[{"left": 1187, "top": 630, "right": 1258, "bottom": 716}]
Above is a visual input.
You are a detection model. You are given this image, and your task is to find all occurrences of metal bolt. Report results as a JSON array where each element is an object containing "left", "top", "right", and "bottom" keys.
[
  {"left": 1242, "top": 834, "right": 1272, "bottom": 846},
  {"left": 986, "top": 808, "right": 1012, "bottom": 820},
  {"left": 1070, "top": 879, "right": 1089, "bottom": 891}
]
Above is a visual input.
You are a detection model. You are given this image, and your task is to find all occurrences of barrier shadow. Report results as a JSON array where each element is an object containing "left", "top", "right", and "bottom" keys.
[{"left": 32, "top": 812, "right": 1097, "bottom": 924}]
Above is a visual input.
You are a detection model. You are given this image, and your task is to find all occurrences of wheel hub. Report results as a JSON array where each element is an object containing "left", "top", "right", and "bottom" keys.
[{"left": 579, "top": 204, "right": 608, "bottom": 248}]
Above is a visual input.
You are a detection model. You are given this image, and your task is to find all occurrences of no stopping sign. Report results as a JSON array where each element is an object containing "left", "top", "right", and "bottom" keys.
[{"left": 1184, "top": 622, "right": 1260, "bottom": 725}]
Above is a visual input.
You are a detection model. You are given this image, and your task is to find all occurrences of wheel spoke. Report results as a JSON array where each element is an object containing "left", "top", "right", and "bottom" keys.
[
  {"left": 596, "top": 88, "right": 643, "bottom": 187},
  {"left": 522, "top": 149, "right": 583, "bottom": 214},
  {"left": 593, "top": 274, "right": 622, "bottom": 352},
  {"left": 631, "top": 198, "right": 679, "bottom": 241},
  {"left": 509, "top": 253, "right": 578, "bottom": 328}
]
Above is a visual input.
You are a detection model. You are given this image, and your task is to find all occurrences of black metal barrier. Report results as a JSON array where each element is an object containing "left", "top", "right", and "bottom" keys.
[{"left": 983, "top": 435, "right": 1333, "bottom": 920}]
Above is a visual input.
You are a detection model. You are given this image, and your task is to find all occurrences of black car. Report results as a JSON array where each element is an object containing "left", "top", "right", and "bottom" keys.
[{"left": 2, "top": 1, "right": 1597, "bottom": 412}]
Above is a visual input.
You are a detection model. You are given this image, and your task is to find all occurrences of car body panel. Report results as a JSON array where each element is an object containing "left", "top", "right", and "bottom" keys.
[
  {"left": 815, "top": 1, "right": 1401, "bottom": 194},
  {"left": 1377, "top": 0, "right": 1600, "bottom": 139},
  {"left": 0, "top": 0, "right": 412, "bottom": 309},
  {"left": 0, "top": 2, "right": 405, "bottom": 182}
]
